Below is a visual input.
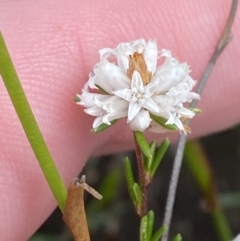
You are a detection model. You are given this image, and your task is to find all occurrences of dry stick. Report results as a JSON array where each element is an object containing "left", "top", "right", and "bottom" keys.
[
  {"left": 161, "top": 1, "right": 238, "bottom": 241},
  {"left": 134, "top": 135, "right": 148, "bottom": 216}
]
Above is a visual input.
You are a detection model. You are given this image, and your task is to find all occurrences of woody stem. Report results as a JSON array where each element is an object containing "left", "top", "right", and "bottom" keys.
[{"left": 134, "top": 134, "right": 148, "bottom": 217}]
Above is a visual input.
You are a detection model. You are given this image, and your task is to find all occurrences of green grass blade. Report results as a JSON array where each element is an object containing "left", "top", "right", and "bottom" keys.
[
  {"left": 0, "top": 32, "right": 67, "bottom": 212},
  {"left": 184, "top": 140, "right": 233, "bottom": 241}
]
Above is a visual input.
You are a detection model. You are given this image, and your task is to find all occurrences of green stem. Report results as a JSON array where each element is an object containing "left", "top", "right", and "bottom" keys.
[
  {"left": 0, "top": 32, "right": 67, "bottom": 212},
  {"left": 184, "top": 140, "right": 232, "bottom": 241}
]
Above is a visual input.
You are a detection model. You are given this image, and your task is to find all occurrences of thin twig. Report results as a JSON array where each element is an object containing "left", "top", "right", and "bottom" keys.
[
  {"left": 134, "top": 135, "right": 148, "bottom": 216},
  {"left": 161, "top": 1, "right": 238, "bottom": 240}
]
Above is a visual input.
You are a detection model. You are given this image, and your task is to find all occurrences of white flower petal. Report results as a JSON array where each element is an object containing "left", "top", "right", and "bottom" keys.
[
  {"left": 185, "top": 92, "right": 200, "bottom": 102},
  {"left": 102, "top": 113, "right": 114, "bottom": 125},
  {"left": 131, "top": 39, "right": 146, "bottom": 52},
  {"left": 84, "top": 106, "right": 103, "bottom": 116},
  {"left": 128, "top": 102, "right": 141, "bottom": 121},
  {"left": 166, "top": 115, "right": 184, "bottom": 130},
  {"left": 142, "top": 98, "right": 160, "bottom": 113},
  {"left": 153, "top": 62, "right": 190, "bottom": 93},
  {"left": 92, "top": 117, "right": 101, "bottom": 128},
  {"left": 113, "top": 88, "right": 133, "bottom": 102},
  {"left": 152, "top": 95, "right": 175, "bottom": 111},
  {"left": 177, "top": 106, "right": 195, "bottom": 118},
  {"left": 131, "top": 71, "right": 144, "bottom": 93},
  {"left": 116, "top": 42, "right": 133, "bottom": 72},
  {"left": 173, "top": 117, "right": 184, "bottom": 130},
  {"left": 102, "top": 39, "right": 147, "bottom": 73},
  {"left": 118, "top": 39, "right": 146, "bottom": 72},
  {"left": 145, "top": 79, "right": 159, "bottom": 95},
  {"left": 78, "top": 87, "right": 111, "bottom": 109},
  {"left": 102, "top": 96, "right": 128, "bottom": 119},
  {"left": 129, "top": 109, "right": 151, "bottom": 131},
  {"left": 99, "top": 47, "right": 116, "bottom": 59},
  {"left": 144, "top": 40, "right": 158, "bottom": 74},
  {"left": 91, "top": 60, "right": 130, "bottom": 93}
]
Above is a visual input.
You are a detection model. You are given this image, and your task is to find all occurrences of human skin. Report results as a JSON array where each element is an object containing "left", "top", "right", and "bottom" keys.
[{"left": 0, "top": 0, "right": 239, "bottom": 240}]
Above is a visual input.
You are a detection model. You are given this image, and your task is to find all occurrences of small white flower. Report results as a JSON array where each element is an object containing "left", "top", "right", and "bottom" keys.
[
  {"left": 77, "top": 83, "right": 128, "bottom": 129},
  {"left": 113, "top": 71, "right": 159, "bottom": 122},
  {"left": 77, "top": 39, "right": 200, "bottom": 133}
]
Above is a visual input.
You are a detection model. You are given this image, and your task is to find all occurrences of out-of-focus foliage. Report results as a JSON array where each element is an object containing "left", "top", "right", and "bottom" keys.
[{"left": 29, "top": 125, "right": 240, "bottom": 241}]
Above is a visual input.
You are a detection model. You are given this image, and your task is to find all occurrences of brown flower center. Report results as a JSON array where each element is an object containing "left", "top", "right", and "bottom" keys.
[{"left": 127, "top": 52, "right": 151, "bottom": 85}]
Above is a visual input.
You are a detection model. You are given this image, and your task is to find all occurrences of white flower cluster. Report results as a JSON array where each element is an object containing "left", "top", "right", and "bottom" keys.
[{"left": 77, "top": 39, "right": 200, "bottom": 134}]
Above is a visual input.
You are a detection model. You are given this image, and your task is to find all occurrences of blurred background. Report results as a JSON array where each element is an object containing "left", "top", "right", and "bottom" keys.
[{"left": 29, "top": 125, "right": 240, "bottom": 241}]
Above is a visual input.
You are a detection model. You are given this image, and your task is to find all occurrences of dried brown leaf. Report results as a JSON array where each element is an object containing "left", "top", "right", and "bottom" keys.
[{"left": 63, "top": 177, "right": 90, "bottom": 241}]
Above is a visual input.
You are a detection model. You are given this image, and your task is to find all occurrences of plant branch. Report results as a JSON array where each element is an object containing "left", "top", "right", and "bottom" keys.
[
  {"left": 161, "top": 1, "right": 238, "bottom": 240},
  {"left": 134, "top": 134, "right": 148, "bottom": 217}
]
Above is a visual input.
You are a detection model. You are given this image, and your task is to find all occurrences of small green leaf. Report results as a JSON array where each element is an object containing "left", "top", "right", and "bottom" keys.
[
  {"left": 189, "top": 108, "right": 202, "bottom": 114},
  {"left": 151, "top": 225, "right": 168, "bottom": 241},
  {"left": 150, "top": 114, "right": 178, "bottom": 131},
  {"left": 146, "top": 141, "right": 157, "bottom": 171},
  {"left": 74, "top": 95, "right": 81, "bottom": 102},
  {"left": 172, "top": 234, "right": 182, "bottom": 241},
  {"left": 133, "top": 182, "right": 142, "bottom": 205},
  {"left": 124, "top": 157, "right": 135, "bottom": 188},
  {"left": 140, "top": 215, "right": 148, "bottom": 241},
  {"left": 134, "top": 131, "right": 152, "bottom": 160},
  {"left": 150, "top": 141, "right": 157, "bottom": 155},
  {"left": 124, "top": 157, "right": 136, "bottom": 204},
  {"left": 150, "top": 138, "right": 169, "bottom": 177},
  {"left": 96, "top": 84, "right": 110, "bottom": 94},
  {"left": 91, "top": 119, "right": 118, "bottom": 133},
  {"left": 147, "top": 211, "right": 154, "bottom": 241}
]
